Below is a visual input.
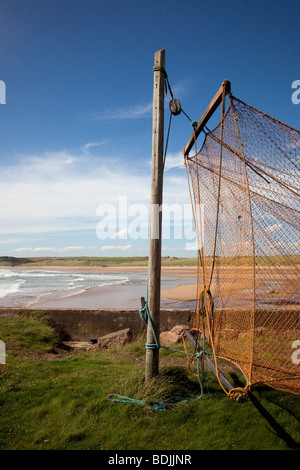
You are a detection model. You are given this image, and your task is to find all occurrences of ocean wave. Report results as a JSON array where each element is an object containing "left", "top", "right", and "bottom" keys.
[
  {"left": 0, "top": 279, "right": 26, "bottom": 298},
  {"left": 0, "top": 269, "right": 132, "bottom": 306},
  {"left": 0, "top": 269, "right": 18, "bottom": 278}
]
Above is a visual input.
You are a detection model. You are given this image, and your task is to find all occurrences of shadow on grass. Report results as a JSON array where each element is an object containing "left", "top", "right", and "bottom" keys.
[
  {"left": 250, "top": 391, "right": 300, "bottom": 450},
  {"left": 229, "top": 373, "right": 300, "bottom": 450}
]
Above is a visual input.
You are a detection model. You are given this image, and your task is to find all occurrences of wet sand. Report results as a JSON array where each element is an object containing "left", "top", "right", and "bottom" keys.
[
  {"left": 2, "top": 264, "right": 297, "bottom": 309},
  {"left": 28, "top": 284, "right": 182, "bottom": 310},
  {"left": 4, "top": 265, "right": 197, "bottom": 309},
  {"left": 160, "top": 283, "right": 197, "bottom": 302},
  {"left": 1, "top": 264, "right": 198, "bottom": 277}
]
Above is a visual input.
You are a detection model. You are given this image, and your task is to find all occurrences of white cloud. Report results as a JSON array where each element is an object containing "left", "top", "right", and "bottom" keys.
[
  {"left": 185, "top": 242, "right": 198, "bottom": 251},
  {"left": 111, "top": 228, "right": 132, "bottom": 239},
  {"left": 0, "top": 237, "right": 41, "bottom": 244},
  {"left": 101, "top": 244, "right": 132, "bottom": 251},
  {"left": 163, "top": 152, "right": 185, "bottom": 171},
  {"left": 93, "top": 102, "right": 152, "bottom": 120},
  {"left": 0, "top": 142, "right": 196, "bottom": 258},
  {"left": 0, "top": 148, "right": 152, "bottom": 235},
  {"left": 11, "top": 246, "right": 91, "bottom": 254},
  {"left": 0, "top": 147, "right": 191, "bottom": 236},
  {"left": 80, "top": 141, "right": 108, "bottom": 155}
]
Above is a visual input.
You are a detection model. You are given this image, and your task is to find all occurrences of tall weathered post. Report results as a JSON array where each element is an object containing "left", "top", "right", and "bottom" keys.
[{"left": 145, "top": 49, "right": 165, "bottom": 381}]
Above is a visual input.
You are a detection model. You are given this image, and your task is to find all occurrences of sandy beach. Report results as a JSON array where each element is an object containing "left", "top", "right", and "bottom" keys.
[
  {"left": 160, "top": 283, "right": 198, "bottom": 302},
  {"left": 0, "top": 264, "right": 198, "bottom": 277},
  {"left": 0, "top": 264, "right": 198, "bottom": 309},
  {"left": 1, "top": 263, "right": 298, "bottom": 309}
]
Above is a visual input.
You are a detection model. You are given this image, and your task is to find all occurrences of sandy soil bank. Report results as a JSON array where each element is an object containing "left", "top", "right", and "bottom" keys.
[
  {"left": 0, "top": 264, "right": 198, "bottom": 278},
  {"left": 161, "top": 283, "right": 197, "bottom": 302}
]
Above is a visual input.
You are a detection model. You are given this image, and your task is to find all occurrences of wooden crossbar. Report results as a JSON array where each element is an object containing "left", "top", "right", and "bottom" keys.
[{"left": 183, "top": 79, "right": 231, "bottom": 157}]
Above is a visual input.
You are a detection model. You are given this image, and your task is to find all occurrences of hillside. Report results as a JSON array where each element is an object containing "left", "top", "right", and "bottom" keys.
[
  {"left": 0, "top": 255, "right": 298, "bottom": 268},
  {"left": 0, "top": 256, "right": 34, "bottom": 266},
  {"left": 0, "top": 256, "right": 198, "bottom": 268}
]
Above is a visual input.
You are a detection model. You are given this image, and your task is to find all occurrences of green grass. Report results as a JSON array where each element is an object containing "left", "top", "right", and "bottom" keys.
[
  {"left": 1, "top": 254, "right": 299, "bottom": 268},
  {"left": 0, "top": 316, "right": 300, "bottom": 450}
]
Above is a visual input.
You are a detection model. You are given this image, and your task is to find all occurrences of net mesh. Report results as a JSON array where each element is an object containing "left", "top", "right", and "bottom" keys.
[{"left": 185, "top": 95, "right": 300, "bottom": 395}]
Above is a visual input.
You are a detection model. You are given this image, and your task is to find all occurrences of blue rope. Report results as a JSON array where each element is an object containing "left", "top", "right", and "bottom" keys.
[
  {"left": 138, "top": 280, "right": 209, "bottom": 397},
  {"left": 106, "top": 349, "right": 205, "bottom": 411},
  {"left": 107, "top": 392, "right": 203, "bottom": 411},
  {"left": 106, "top": 394, "right": 145, "bottom": 406},
  {"left": 106, "top": 293, "right": 208, "bottom": 411}
]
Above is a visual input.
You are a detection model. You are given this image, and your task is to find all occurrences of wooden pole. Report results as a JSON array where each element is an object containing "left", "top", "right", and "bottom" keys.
[{"left": 145, "top": 49, "right": 165, "bottom": 381}]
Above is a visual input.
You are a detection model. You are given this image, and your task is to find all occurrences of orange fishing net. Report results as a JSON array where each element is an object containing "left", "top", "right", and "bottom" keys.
[{"left": 184, "top": 95, "right": 300, "bottom": 396}]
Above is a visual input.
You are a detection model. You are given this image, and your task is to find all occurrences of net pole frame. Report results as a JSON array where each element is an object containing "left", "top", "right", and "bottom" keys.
[{"left": 183, "top": 80, "right": 231, "bottom": 158}]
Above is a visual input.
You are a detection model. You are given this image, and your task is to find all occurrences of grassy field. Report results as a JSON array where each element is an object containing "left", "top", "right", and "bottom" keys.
[
  {"left": 0, "top": 313, "right": 299, "bottom": 450},
  {"left": 0, "top": 255, "right": 200, "bottom": 267},
  {"left": 0, "top": 254, "right": 299, "bottom": 268}
]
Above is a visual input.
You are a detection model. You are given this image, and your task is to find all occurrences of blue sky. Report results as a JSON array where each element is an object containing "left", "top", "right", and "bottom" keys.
[{"left": 0, "top": 0, "right": 299, "bottom": 258}]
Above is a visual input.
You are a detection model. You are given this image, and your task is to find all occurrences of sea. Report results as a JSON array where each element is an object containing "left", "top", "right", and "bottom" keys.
[{"left": 0, "top": 269, "right": 195, "bottom": 309}]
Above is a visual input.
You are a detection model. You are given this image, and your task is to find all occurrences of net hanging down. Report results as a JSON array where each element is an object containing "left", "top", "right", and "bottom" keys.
[{"left": 184, "top": 92, "right": 300, "bottom": 396}]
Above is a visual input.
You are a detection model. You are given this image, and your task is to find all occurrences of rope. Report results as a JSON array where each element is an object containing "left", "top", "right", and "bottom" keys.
[
  {"left": 107, "top": 311, "right": 206, "bottom": 411},
  {"left": 163, "top": 111, "right": 172, "bottom": 170},
  {"left": 107, "top": 385, "right": 204, "bottom": 411},
  {"left": 106, "top": 276, "right": 207, "bottom": 411}
]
